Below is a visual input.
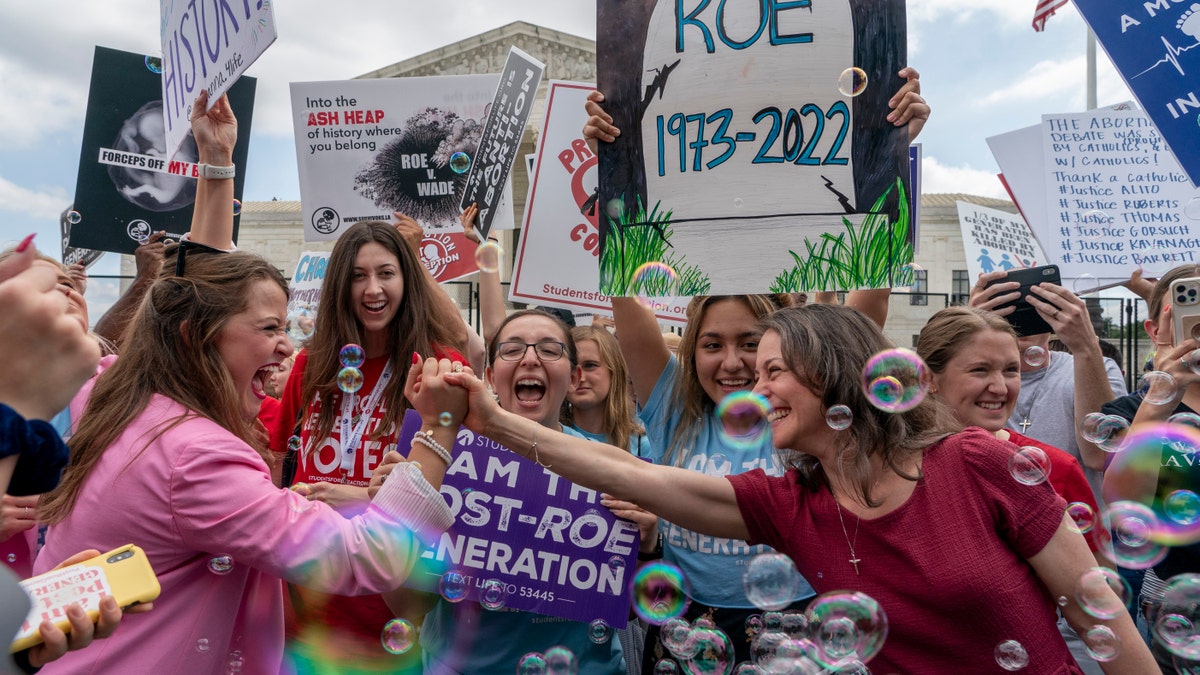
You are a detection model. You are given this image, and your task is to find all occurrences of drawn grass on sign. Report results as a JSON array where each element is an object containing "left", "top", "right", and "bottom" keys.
[
  {"left": 770, "top": 179, "right": 915, "bottom": 293},
  {"left": 599, "top": 199, "right": 712, "bottom": 297}
]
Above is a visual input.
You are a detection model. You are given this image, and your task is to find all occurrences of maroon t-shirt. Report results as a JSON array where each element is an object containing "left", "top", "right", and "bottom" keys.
[{"left": 728, "top": 427, "right": 1080, "bottom": 674}]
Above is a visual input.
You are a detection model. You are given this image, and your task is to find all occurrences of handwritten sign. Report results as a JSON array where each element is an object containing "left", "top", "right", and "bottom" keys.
[
  {"left": 510, "top": 81, "right": 691, "bottom": 326},
  {"left": 595, "top": 0, "right": 912, "bottom": 296},
  {"left": 1042, "top": 108, "right": 1200, "bottom": 284},
  {"left": 398, "top": 411, "right": 637, "bottom": 626},
  {"left": 956, "top": 201, "right": 1047, "bottom": 281},
  {"left": 1073, "top": 0, "right": 1200, "bottom": 186},
  {"left": 291, "top": 76, "right": 514, "bottom": 242},
  {"left": 69, "top": 47, "right": 255, "bottom": 255},
  {"left": 159, "top": 0, "right": 277, "bottom": 160},
  {"left": 459, "top": 47, "right": 546, "bottom": 239}
]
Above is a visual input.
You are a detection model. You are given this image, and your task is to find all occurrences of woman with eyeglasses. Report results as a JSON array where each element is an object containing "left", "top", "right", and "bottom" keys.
[
  {"left": 398, "top": 309, "right": 628, "bottom": 675},
  {"left": 34, "top": 91, "right": 464, "bottom": 674}
]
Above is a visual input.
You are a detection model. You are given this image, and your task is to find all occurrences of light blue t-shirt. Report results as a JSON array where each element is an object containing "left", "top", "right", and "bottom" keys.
[
  {"left": 641, "top": 355, "right": 815, "bottom": 608},
  {"left": 575, "top": 427, "right": 653, "bottom": 459},
  {"left": 420, "top": 425, "right": 625, "bottom": 675}
]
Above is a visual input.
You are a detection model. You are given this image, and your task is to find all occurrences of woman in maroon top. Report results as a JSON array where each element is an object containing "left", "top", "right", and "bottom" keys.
[{"left": 413, "top": 304, "right": 1153, "bottom": 674}]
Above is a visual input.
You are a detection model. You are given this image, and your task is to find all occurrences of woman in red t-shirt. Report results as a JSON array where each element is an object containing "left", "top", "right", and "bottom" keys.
[{"left": 270, "top": 218, "right": 465, "bottom": 672}]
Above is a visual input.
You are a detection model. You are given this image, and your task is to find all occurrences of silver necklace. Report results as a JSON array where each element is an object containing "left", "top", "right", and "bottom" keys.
[
  {"left": 1013, "top": 353, "right": 1052, "bottom": 433},
  {"left": 834, "top": 500, "right": 862, "bottom": 575}
]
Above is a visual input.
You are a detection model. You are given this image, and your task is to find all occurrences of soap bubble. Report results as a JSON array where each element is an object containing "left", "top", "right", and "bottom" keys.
[
  {"left": 144, "top": 56, "right": 163, "bottom": 74},
  {"left": 837, "top": 67, "right": 868, "bottom": 97},
  {"left": 1023, "top": 345, "right": 1048, "bottom": 368},
  {"left": 67, "top": 210, "right": 82, "bottom": 225},
  {"left": 806, "top": 591, "right": 888, "bottom": 668},
  {"left": 1186, "top": 197, "right": 1200, "bottom": 221},
  {"left": 207, "top": 554, "right": 234, "bottom": 575},
  {"left": 381, "top": 618, "right": 416, "bottom": 654},
  {"left": 994, "top": 640, "right": 1029, "bottom": 671},
  {"left": 1066, "top": 502, "right": 1097, "bottom": 534},
  {"left": 630, "top": 262, "right": 680, "bottom": 309},
  {"left": 439, "top": 571, "right": 468, "bottom": 603},
  {"left": 287, "top": 435, "right": 302, "bottom": 453},
  {"left": 449, "top": 151, "right": 471, "bottom": 174},
  {"left": 588, "top": 619, "right": 612, "bottom": 645},
  {"left": 895, "top": 262, "right": 924, "bottom": 291},
  {"left": 743, "top": 553, "right": 804, "bottom": 611},
  {"left": 475, "top": 240, "right": 502, "bottom": 274},
  {"left": 1166, "top": 490, "right": 1200, "bottom": 526},
  {"left": 715, "top": 391, "right": 773, "bottom": 451},
  {"left": 1104, "top": 500, "right": 1168, "bottom": 569},
  {"left": 652, "top": 660, "right": 679, "bottom": 675},
  {"left": 661, "top": 618, "right": 697, "bottom": 659},
  {"left": 631, "top": 562, "right": 689, "bottom": 625},
  {"left": 825, "top": 405, "right": 853, "bottom": 431},
  {"left": 1169, "top": 412, "right": 1200, "bottom": 429},
  {"left": 1157, "top": 574, "right": 1200, "bottom": 659},
  {"left": 479, "top": 578, "right": 508, "bottom": 610},
  {"left": 543, "top": 646, "right": 577, "bottom": 675},
  {"left": 1083, "top": 625, "right": 1120, "bottom": 662},
  {"left": 861, "top": 348, "right": 930, "bottom": 413},
  {"left": 679, "top": 626, "right": 733, "bottom": 675},
  {"left": 337, "top": 367, "right": 364, "bottom": 393},
  {"left": 439, "top": 412, "right": 454, "bottom": 427},
  {"left": 1075, "top": 567, "right": 1132, "bottom": 619},
  {"left": 1106, "top": 425, "right": 1200, "bottom": 546},
  {"left": 286, "top": 307, "right": 316, "bottom": 343},
  {"left": 232, "top": 199, "right": 242, "bottom": 216},
  {"left": 518, "top": 652, "right": 548, "bottom": 675},
  {"left": 339, "top": 344, "right": 365, "bottom": 368},
  {"left": 1073, "top": 273, "right": 1099, "bottom": 294},
  {"left": 1138, "top": 371, "right": 1179, "bottom": 406},
  {"left": 1008, "top": 446, "right": 1051, "bottom": 486}
]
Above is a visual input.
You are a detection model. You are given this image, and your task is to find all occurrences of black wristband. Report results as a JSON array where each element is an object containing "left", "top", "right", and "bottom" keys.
[{"left": 637, "top": 534, "right": 663, "bottom": 561}]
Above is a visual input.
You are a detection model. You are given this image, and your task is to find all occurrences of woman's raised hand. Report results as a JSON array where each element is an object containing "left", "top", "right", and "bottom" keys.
[{"left": 405, "top": 354, "right": 472, "bottom": 430}]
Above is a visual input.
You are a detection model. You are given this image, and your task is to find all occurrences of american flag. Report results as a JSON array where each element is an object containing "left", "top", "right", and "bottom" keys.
[{"left": 1033, "top": 0, "right": 1069, "bottom": 31}]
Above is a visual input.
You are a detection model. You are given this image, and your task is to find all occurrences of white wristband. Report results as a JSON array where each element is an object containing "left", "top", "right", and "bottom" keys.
[{"left": 198, "top": 163, "right": 236, "bottom": 180}]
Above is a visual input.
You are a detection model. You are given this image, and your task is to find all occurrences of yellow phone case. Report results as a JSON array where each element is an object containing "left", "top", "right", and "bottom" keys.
[{"left": 9, "top": 544, "right": 161, "bottom": 653}]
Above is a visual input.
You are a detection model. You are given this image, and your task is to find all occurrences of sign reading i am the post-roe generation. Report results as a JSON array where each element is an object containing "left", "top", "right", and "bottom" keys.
[{"left": 595, "top": 0, "right": 913, "bottom": 297}]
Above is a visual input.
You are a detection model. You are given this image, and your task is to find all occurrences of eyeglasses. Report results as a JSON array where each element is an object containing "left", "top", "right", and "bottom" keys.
[
  {"left": 495, "top": 341, "right": 567, "bottom": 362},
  {"left": 174, "top": 238, "right": 228, "bottom": 277}
]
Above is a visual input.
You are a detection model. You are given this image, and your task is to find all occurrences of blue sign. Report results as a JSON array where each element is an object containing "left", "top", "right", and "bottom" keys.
[{"left": 1074, "top": 0, "right": 1200, "bottom": 186}]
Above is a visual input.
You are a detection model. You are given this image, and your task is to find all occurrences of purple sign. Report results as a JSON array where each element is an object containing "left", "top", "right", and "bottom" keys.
[{"left": 398, "top": 410, "right": 638, "bottom": 626}]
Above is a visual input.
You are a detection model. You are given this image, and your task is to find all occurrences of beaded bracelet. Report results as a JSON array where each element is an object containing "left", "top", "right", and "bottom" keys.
[{"left": 412, "top": 430, "right": 453, "bottom": 465}]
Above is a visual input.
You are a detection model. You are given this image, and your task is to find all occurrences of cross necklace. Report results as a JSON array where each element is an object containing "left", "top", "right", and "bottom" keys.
[
  {"left": 834, "top": 501, "right": 862, "bottom": 575},
  {"left": 1015, "top": 353, "right": 1051, "bottom": 433}
]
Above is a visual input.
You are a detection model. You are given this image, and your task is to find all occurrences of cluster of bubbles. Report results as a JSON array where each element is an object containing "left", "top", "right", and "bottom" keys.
[
  {"left": 1103, "top": 424, "right": 1200, "bottom": 552},
  {"left": 743, "top": 553, "right": 805, "bottom": 611},
  {"left": 1008, "top": 446, "right": 1051, "bottom": 486},
  {"left": 516, "top": 647, "right": 578, "bottom": 675},
  {"left": 629, "top": 262, "right": 680, "bottom": 310},
  {"left": 207, "top": 554, "right": 234, "bottom": 576},
  {"left": 286, "top": 306, "right": 317, "bottom": 343},
  {"left": 475, "top": 239, "right": 502, "bottom": 274},
  {"left": 1079, "top": 413, "right": 1129, "bottom": 453},
  {"left": 861, "top": 348, "right": 931, "bottom": 413},
  {"left": 448, "top": 151, "right": 472, "bottom": 175},
  {"left": 1153, "top": 574, "right": 1200, "bottom": 661},
  {"left": 837, "top": 67, "right": 868, "bottom": 98},
  {"left": 631, "top": 562, "right": 691, "bottom": 624},
  {"left": 716, "top": 391, "right": 774, "bottom": 451},
  {"left": 380, "top": 618, "right": 416, "bottom": 655},
  {"left": 338, "top": 343, "right": 365, "bottom": 394}
]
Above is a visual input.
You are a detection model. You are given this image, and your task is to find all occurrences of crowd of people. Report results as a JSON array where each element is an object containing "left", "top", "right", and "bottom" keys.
[{"left": 0, "top": 47, "right": 1193, "bottom": 675}]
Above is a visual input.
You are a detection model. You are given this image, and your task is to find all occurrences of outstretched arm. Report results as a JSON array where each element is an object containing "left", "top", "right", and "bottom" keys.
[
  {"left": 187, "top": 90, "right": 238, "bottom": 250},
  {"left": 93, "top": 232, "right": 166, "bottom": 348},
  {"left": 460, "top": 203, "right": 507, "bottom": 347},
  {"left": 446, "top": 369, "right": 748, "bottom": 539},
  {"left": 393, "top": 211, "right": 471, "bottom": 354}
]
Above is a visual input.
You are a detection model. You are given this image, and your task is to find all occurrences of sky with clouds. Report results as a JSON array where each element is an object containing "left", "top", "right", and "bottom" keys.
[{"left": 0, "top": 0, "right": 1134, "bottom": 298}]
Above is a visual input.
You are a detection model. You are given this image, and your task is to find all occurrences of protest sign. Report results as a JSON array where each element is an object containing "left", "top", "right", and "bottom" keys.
[
  {"left": 956, "top": 202, "right": 1047, "bottom": 281},
  {"left": 459, "top": 47, "right": 546, "bottom": 240},
  {"left": 510, "top": 81, "right": 691, "bottom": 325},
  {"left": 291, "top": 76, "right": 514, "bottom": 242},
  {"left": 910, "top": 143, "right": 923, "bottom": 252},
  {"left": 595, "top": 0, "right": 913, "bottom": 296},
  {"left": 60, "top": 208, "right": 105, "bottom": 269},
  {"left": 1073, "top": 0, "right": 1200, "bottom": 186},
  {"left": 159, "top": 0, "right": 276, "bottom": 161},
  {"left": 397, "top": 411, "right": 637, "bottom": 626},
  {"left": 288, "top": 251, "right": 329, "bottom": 316},
  {"left": 418, "top": 231, "right": 479, "bottom": 283},
  {"left": 1042, "top": 108, "right": 1200, "bottom": 287},
  {"left": 69, "top": 47, "right": 255, "bottom": 255}
]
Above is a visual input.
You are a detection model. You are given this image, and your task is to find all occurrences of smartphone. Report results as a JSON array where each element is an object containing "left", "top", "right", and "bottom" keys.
[
  {"left": 983, "top": 265, "right": 1062, "bottom": 337},
  {"left": 1171, "top": 276, "right": 1200, "bottom": 346},
  {"left": 9, "top": 544, "right": 160, "bottom": 653}
]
